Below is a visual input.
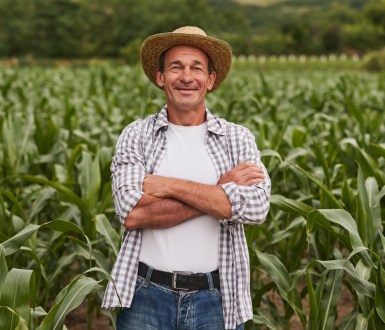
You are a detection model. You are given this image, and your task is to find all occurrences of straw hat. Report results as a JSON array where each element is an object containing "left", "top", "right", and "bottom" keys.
[{"left": 140, "top": 26, "right": 232, "bottom": 91}]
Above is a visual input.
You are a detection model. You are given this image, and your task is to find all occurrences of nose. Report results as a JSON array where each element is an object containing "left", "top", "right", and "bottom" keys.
[{"left": 179, "top": 68, "right": 193, "bottom": 83}]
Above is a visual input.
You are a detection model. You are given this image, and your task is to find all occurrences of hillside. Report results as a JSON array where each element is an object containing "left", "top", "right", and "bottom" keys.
[{"left": 234, "top": 0, "right": 369, "bottom": 33}]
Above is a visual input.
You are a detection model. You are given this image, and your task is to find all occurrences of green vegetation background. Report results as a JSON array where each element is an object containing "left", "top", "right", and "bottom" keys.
[
  {"left": 1, "top": 1, "right": 385, "bottom": 329},
  {"left": 1, "top": 0, "right": 385, "bottom": 62}
]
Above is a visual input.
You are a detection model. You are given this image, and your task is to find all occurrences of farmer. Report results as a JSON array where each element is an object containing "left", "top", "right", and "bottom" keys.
[{"left": 102, "top": 26, "right": 271, "bottom": 330}]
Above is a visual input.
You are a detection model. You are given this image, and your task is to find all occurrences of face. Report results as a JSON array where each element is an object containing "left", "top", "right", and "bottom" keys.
[{"left": 156, "top": 46, "right": 216, "bottom": 116}]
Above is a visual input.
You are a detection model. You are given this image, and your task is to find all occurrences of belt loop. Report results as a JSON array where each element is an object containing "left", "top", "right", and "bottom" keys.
[
  {"left": 143, "top": 264, "right": 153, "bottom": 287},
  {"left": 206, "top": 272, "right": 214, "bottom": 291}
]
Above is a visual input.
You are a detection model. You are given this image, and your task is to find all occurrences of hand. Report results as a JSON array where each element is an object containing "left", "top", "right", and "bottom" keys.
[
  {"left": 218, "top": 162, "right": 265, "bottom": 186},
  {"left": 143, "top": 174, "right": 174, "bottom": 198}
]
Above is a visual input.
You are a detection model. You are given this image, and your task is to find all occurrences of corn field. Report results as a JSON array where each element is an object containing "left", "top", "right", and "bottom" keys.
[{"left": 0, "top": 61, "right": 384, "bottom": 330}]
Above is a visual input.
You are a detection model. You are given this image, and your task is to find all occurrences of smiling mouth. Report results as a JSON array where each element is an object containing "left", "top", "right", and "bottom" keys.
[{"left": 174, "top": 86, "right": 198, "bottom": 91}]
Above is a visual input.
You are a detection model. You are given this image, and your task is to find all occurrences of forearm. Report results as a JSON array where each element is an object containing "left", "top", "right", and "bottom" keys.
[
  {"left": 124, "top": 194, "right": 203, "bottom": 229},
  {"left": 144, "top": 176, "right": 232, "bottom": 219}
]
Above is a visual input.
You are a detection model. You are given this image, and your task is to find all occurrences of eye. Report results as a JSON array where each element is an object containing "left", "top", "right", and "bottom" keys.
[
  {"left": 193, "top": 66, "right": 204, "bottom": 72},
  {"left": 169, "top": 65, "right": 182, "bottom": 71}
]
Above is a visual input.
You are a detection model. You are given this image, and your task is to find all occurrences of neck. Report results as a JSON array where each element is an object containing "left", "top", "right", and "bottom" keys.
[{"left": 166, "top": 106, "right": 206, "bottom": 126}]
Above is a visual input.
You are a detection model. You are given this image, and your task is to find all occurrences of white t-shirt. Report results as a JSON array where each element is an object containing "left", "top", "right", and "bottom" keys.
[{"left": 139, "top": 122, "right": 220, "bottom": 273}]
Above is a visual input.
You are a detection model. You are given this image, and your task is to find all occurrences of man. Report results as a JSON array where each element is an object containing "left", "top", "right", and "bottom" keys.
[{"left": 102, "top": 26, "right": 271, "bottom": 330}]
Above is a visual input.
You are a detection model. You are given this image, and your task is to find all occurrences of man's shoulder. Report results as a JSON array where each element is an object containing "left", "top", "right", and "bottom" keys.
[
  {"left": 215, "top": 116, "right": 252, "bottom": 136},
  {"left": 121, "top": 112, "right": 162, "bottom": 134}
]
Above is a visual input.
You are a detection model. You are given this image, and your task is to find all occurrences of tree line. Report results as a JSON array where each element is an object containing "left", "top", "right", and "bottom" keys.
[{"left": 1, "top": 0, "right": 384, "bottom": 62}]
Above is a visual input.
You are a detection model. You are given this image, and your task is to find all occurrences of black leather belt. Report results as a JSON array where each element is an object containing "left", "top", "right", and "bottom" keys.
[{"left": 138, "top": 262, "right": 220, "bottom": 291}]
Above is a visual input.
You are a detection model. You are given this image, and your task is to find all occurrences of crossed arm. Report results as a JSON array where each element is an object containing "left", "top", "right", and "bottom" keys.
[{"left": 124, "top": 162, "right": 265, "bottom": 229}]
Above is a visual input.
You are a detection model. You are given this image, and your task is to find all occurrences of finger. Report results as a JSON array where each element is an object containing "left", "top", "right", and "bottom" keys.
[
  {"left": 237, "top": 166, "right": 264, "bottom": 179},
  {"left": 242, "top": 178, "right": 264, "bottom": 186}
]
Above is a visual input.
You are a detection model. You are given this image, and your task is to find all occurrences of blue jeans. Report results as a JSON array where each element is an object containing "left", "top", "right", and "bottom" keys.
[{"left": 116, "top": 272, "right": 244, "bottom": 330}]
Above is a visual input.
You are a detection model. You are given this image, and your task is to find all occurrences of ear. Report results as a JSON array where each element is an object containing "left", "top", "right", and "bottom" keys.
[
  {"left": 156, "top": 71, "right": 165, "bottom": 88},
  {"left": 207, "top": 71, "right": 217, "bottom": 91}
]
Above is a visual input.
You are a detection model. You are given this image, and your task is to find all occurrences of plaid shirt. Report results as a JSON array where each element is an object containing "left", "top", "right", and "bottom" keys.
[{"left": 102, "top": 107, "right": 271, "bottom": 329}]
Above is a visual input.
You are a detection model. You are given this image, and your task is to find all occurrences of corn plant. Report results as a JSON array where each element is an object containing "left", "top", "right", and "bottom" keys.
[{"left": 1, "top": 62, "right": 384, "bottom": 329}]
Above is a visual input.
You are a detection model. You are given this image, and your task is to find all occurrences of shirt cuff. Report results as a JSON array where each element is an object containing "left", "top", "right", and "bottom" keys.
[{"left": 219, "top": 182, "right": 242, "bottom": 225}]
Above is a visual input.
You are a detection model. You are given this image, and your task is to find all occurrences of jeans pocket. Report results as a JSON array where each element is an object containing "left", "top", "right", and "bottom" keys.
[
  {"left": 134, "top": 276, "right": 145, "bottom": 293},
  {"left": 213, "top": 287, "right": 222, "bottom": 298}
]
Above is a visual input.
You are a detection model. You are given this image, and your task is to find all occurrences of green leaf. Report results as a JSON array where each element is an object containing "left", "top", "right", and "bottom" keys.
[
  {"left": 316, "top": 259, "right": 375, "bottom": 298},
  {"left": 370, "top": 143, "right": 385, "bottom": 158},
  {"left": 374, "top": 186, "right": 385, "bottom": 207},
  {"left": 269, "top": 217, "right": 305, "bottom": 245},
  {"left": 292, "top": 164, "right": 343, "bottom": 209},
  {"left": 74, "top": 242, "right": 110, "bottom": 272},
  {"left": 356, "top": 260, "right": 372, "bottom": 316},
  {"left": 255, "top": 250, "right": 291, "bottom": 291},
  {"left": 0, "top": 187, "right": 26, "bottom": 220},
  {"left": 38, "top": 276, "right": 101, "bottom": 330},
  {"left": 270, "top": 194, "right": 313, "bottom": 218},
  {"left": 0, "top": 245, "right": 8, "bottom": 292},
  {"left": 2, "top": 220, "right": 91, "bottom": 258},
  {"left": 341, "top": 138, "right": 385, "bottom": 185},
  {"left": 356, "top": 167, "right": 379, "bottom": 246},
  {"left": 306, "top": 270, "right": 318, "bottom": 330},
  {"left": 311, "top": 138, "right": 331, "bottom": 189},
  {"left": 95, "top": 214, "right": 120, "bottom": 257},
  {"left": 2, "top": 118, "right": 17, "bottom": 174},
  {"left": 261, "top": 149, "right": 283, "bottom": 162},
  {"left": 17, "top": 174, "right": 91, "bottom": 219},
  {"left": 78, "top": 151, "right": 101, "bottom": 209},
  {"left": 338, "top": 311, "right": 358, "bottom": 330},
  {"left": 318, "top": 270, "right": 343, "bottom": 330},
  {"left": 0, "top": 306, "right": 29, "bottom": 330},
  {"left": 27, "top": 187, "right": 56, "bottom": 222},
  {"left": 308, "top": 209, "right": 372, "bottom": 266},
  {"left": 48, "top": 253, "right": 77, "bottom": 287},
  {"left": 0, "top": 269, "right": 35, "bottom": 329},
  {"left": 355, "top": 313, "right": 369, "bottom": 329},
  {"left": 2, "top": 224, "right": 39, "bottom": 256},
  {"left": 375, "top": 266, "right": 385, "bottom": 323},
  {"left": 252, "top": 313, "right": 279, "bottom": 329},
  {"left": 307, "top": 209, "right": 350, "bottom": 248}
]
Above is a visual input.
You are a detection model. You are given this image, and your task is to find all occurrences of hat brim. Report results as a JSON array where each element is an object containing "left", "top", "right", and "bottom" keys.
[{"left": 140, "top": 32, "right": 232, "bottom": 91}]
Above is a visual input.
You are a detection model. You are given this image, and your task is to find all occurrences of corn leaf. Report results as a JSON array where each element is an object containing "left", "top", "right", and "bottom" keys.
[
  {"left": 2, "top": 220, "right": 91, "bottom": 257},
  {"left": 38, "top": 276, "right": 101, "bottom": 330},
  {"left": 0, "top": 306, "right": 28, "bottom": 330},
  {"left": 0, "top": 269, "right": 35, "bottom": 329},
  {"left": 27, "top": 187, "right": 56, "bottom": 222},
  {"left": 0, "top": 245, "right": 8, "bottom": 291},
  {"left": 316, "top": 259, "right": 375, "bottom": 298},
  {"left": 318, "top": 270, "right": 343, "bottom": 330},
  {"left": 2, "top": 224, "right": 40, "bottom": 256},
  {"left": 375, "top": 266, "right": 385, "bottom": 323},
  {"left": 78, "top": 150, "right": 101, "bottom": 209},
  {"left": 254, "top": 250, "right": 292, "bottom": 293},
  {"left": 0, "top": 187, "right": 26, "bottom": 220},
  {"left": 254, "top": 249, "right": 305, "bottom": 326},
  {"left": 95, "top": 214, "right": 120, "bottom": 257},
  {"left": 306, "top": 270, "right": 318, "bottom": 330},
  {"left": 292, "top": 164, "right": 343, "bottom": 209},
  {"left": 308, "top": 209, "right": 372, "bottom": 265},
  {"left": 252, "top": 313, "right": 278, "bottom": 329},
  {"left": 18, "top": 174, "right": 91, "bottom": 219},
  {"left": 355, "top": 313, "right": 369, "bottom": 329},
  {"left": 270, "top": 194, "right": 313, "bottom": 218}
]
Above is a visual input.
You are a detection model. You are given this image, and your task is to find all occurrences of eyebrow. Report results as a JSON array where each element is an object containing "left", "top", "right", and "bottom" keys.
[{"left": 167, "top": 60, "right": 205, "bottom": 67}]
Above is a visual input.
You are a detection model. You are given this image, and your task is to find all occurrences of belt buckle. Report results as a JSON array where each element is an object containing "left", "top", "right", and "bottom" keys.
[{"left": 172, "top": 271, "right": 193, "bottom": 290}]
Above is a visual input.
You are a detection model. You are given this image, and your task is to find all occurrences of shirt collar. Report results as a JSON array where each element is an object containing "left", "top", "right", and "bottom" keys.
[{"left": 154, "top": 106, "right": 225, "bottom": 136}]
